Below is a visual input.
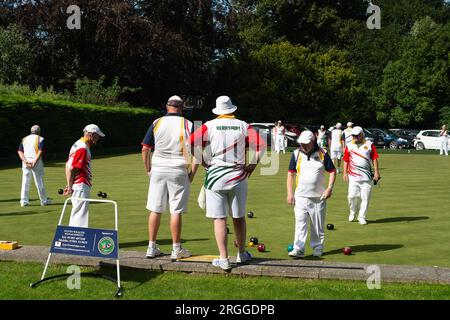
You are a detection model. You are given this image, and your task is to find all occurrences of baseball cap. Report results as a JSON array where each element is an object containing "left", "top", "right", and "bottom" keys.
[
  {"left": 336, "top": 122, "right": 342, "bottom": 129},
  {"left": 30, "top": 125, "right": 40, "bottom": 134},
  {"left": 167, "top": 95, "right": 184, "bottom": 108},
  {"left": 351, "top": 126, "right": 363, "bottom": 136},
  {"left": 84, "top": 124, "right": 105, "bottom": 137},
  {"left": 347, "top": 122, "right": 354, "bottom": 127},
  {"left": 297, "top": 131, "right": 315, "bottom": 144}
]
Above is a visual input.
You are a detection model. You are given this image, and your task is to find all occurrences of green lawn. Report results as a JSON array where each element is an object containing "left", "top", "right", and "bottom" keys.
[
  {"left": 1, "top": 151, "right": 449, "bottom": 267},
  {"left": 1, "top": 261, "right": 450, "bottom": 300}
]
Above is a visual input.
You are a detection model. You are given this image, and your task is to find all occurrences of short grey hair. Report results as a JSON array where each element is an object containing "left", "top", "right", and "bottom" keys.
[{"left": 31, "top": 125, "right": 41, "bottom": 134}]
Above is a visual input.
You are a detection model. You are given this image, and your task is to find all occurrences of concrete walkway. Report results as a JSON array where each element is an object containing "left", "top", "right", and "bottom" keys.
[{"left": 1, "top": 245, "right": 449, "bottom": 284}]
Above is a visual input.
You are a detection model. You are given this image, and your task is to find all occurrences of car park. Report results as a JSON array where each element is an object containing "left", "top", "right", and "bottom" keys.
[{"left": 366, "top": 128, "right": 413, "bottom": 149}]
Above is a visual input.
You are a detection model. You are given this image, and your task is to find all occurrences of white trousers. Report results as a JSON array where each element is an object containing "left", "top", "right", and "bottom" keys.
[
  {"left": 348, "top": 180, "right": 373, "bottom": 220},
  {"left": 293, "top": 197, "right": 326, "bottom": 250},
  {"left": 20, "top": 160, "right": 48, "bottom": 206},
  {"left": 275, "top": 135, "right": 285, "bottom": 153},
  {"left": 440, "top": 137, "right": 448, "bottom": 155},
  {"left": 69, "top": 184, "right": 91, "bottom": 228}
]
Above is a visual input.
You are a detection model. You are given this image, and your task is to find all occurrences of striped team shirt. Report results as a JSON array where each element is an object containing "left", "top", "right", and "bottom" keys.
[
  {"left": 189, "top": 115, "right": 265, "bottom": 191},
  {"left": 66, "top": 138, "right": 92, "bottom": 189},
  {"left": 288, "top": 145, "right": 335, "bottom": 198},
  {"left": 18, "top": 134, "right": 44, "bottom": 162},
  {"left": 141, "top": 113, "right": 193, "bottom": 172},
  {"left": 343, "top": 140, "right": 379, "bottom": 182}
]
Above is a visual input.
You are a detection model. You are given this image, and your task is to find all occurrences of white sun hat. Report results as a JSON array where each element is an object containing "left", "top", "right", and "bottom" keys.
[
  {"left": 212, "top": 96, "right": 237, "bottom": 115},
  {"left": 84, "top": 124, "right": 105, "bottom": 137}
]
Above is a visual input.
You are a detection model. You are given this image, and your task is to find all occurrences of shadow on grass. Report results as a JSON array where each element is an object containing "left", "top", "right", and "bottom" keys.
[
  {"left": 323, "top": 244, "right": 403, "bottom": 256},
  {"left": 0, "top": 209, "right": 55, "bottom": 217},
  {"left": 120, "top": 238, "right": 210, "bottom": 248},
  {"left": 368, "top": 216, "right": 429, "bottom": 224},
  {"left": 98, "top": 264, "right": 160, "bottom": 292}
]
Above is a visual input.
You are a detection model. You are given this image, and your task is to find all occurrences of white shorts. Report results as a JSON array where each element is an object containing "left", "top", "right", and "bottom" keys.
[
  {"left": 205, "top": 180, "right": 247, "bottom": 219},
  {"left": 330, "top": 149, "right": 342, "bottom": 160},
  {"left": 146, "top": 170, "right": 190, "bottom": 214}
]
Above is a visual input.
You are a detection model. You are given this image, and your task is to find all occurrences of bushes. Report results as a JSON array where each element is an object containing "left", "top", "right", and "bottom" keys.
[{"left": 0, "top": 92, "right": 159, "bottom": 157}]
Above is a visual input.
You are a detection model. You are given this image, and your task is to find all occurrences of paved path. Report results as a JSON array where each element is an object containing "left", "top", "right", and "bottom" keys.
[{"left": 1, "top": 245, "right": 449, "bottom": 284}]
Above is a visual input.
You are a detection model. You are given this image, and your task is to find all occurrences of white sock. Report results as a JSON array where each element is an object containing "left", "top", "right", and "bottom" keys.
[
  {"left": 148, "top": 241, "right": 156, "bottom": 248},
  {"left": 173, "top": 243, "right": 181, "bottom": 251}
]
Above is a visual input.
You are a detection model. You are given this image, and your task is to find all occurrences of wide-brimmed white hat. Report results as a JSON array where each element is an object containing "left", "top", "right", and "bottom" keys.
[
  {"left": 212, "top": 96, "right": 237, "bottom": 115},
  {"left": 297, "top": 131, "right": 315, "bottom": 144},
  {"left": 351, "top": 126, "right": 363, "bottom": 136},
  {"left": 84, "top": 124, "right": 105, "bottom": 137}
]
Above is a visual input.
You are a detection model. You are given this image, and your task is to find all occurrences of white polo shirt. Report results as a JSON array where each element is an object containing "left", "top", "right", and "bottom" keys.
[
  {"left": 19, "top": 134, "right": 44, "bottom": 162},
  {"left": 330, "top": 129, "right": 344, "bottom": 151},
  {"left": 288, "top": 146, "right": 336, "bottom": 198},
  {"left": 141, "top": 113, "right": 193, "bottom": 173}
]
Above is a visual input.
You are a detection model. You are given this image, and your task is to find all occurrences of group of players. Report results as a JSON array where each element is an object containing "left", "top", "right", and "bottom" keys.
[{"left": 17, "top": 96, "right": 380, "bottom": 270}]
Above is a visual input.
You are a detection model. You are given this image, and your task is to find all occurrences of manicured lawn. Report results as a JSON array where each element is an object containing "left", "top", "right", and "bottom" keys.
[
  {"left": 1, "top": 151, "right": 450, "bottom": 268},
  {"left": 1, "top": 261, "right": 450, "bottom": 300}
]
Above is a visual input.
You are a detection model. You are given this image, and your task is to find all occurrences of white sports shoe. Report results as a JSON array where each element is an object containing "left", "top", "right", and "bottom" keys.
[
  {"left": 288, "top": 248, "right": 305, "bottom": 258},
  {"left": 349, "top": 212, "right": 356, "bottom": 222},
  {"left": 171, "top": 248, "right": 191, "bottom": 260},
  {"left": 146, "top": 246, "right": 161, "bottom": 258},
  {"left": 41, "top": 199, "right": 52, "bottom": 206},
  {"left": 236, "top": 251, "right": 252, "bottom": 264},
  {"left": 313, "top": 248, "right": 323, "bottom": 257},
  {"left": 358, "top": 218, "right": 367, "bottom": 225},
  {"left": 212, "top": 258, "right": 231, "bottom": 271},
  {"left": 20, "top": 202, "right": 29, "bottom": 207}
]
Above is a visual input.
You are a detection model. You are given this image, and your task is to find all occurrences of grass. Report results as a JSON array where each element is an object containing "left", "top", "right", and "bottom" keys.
[
  {"left": 1, "top": 151, "right": 449, "bottom": 267},
  {"left": 1, "top": 261, "right": 450, "bottom": 300}
]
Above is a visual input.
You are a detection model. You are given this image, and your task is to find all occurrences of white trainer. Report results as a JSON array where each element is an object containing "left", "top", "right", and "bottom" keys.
[
  {"left": 171, "top": 248, "right": 191, "bottom": 260},
  {"left": 236, "top": 251, "right": 252, "bottom": 264},
  {"left": 288, "top": 248, "right": 305, "bottom": 258},
  {"left": 212, "top": 258, "right": 231, "bottom": 271},
  {"left": 358, "top": 218, "right": 368, "bottom": 225},
  {"left": 349, "top": 212, "right": 356, "bottom": 222},
  {"left": 313, "top": 248, "right": 323, "bottom": 257},
  {"left": 146, "top": 246, "right": 161, "bottom": 258},
  {"left": 41, "top": 199, "right": 52, "bottom": 206}
]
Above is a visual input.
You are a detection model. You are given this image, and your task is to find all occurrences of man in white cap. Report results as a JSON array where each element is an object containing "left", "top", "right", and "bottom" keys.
[
  {"left": 273, "top": 120, "right": 286, "bottom": 154},
  {"left": 343, "top": 126, "right": 380, "bottom": 225},
  {"left": 329, "top": 122, "right": 344, "bottom": 173},
  {"left": 343, "top": 122, "right": 354, "bottom": 146},
  {"left": 64, "top": 124, "right": 105, "bottom": 227},
  {"left": 17, "top": 125, "right": 50, "bottom": 207},
  {"left": 141, "top": 96, "right": 193, "bottom": 260},
  {"left": 287, "top": 131, "right": 336, "bottom": 258},
  {"left": 189, "top": 96, "right": 265, "bottom": 270},
  {"left": 317, "top": 125, "right": 327, "bottom": 149}
]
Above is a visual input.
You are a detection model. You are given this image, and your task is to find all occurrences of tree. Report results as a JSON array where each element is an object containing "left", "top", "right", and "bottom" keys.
[{"left": 0, "top": 24, "right": 34, "bottom": 84}]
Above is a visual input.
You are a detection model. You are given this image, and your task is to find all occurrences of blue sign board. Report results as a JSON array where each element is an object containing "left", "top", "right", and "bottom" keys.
[{"left": 50, "top": 226, "right": 118, "bottom": 259}]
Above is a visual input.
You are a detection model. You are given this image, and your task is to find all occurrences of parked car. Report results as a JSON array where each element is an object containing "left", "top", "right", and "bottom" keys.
[
  {"left": 366, "top": 128, "right": 413, "bottom": 149},
  {"left": 414, "top": 130, "right": 450, "bottom": 150},
  {"left": 390, "top": 129, "right": 420, "bottom": 140},
  {"left": 250, "top": 123, "right": 298, "bottom": 146}
]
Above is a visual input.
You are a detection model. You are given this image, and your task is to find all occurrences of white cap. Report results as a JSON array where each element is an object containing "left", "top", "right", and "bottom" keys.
[
  {"left": 336, "top": 122, "right": 342, "bottom": 129},
  {"left": 167, "top": 95, "right": 184, "bottom": 107},
  {"left": 351, "top": 126, "right": 363, "bottom": 136},
  {"left": 84, "top": 124, "right": 105, "bottom": 137},
  {"left": 297, "top": 131, "right": 315, "bottom": 144},
  {"left": 347, "top": 122, "right": 354, "bottom": 127},
  {"left": 30, "top": 125, "right": 40, "bottom": 134},
  {"left": 212, "top": 96, "right": 237, "bottom": 115}
]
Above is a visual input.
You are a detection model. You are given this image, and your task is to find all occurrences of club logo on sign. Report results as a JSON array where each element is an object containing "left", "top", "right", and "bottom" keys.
[{"left": 98, "top": 237, "right": 115, "bottom": 255}]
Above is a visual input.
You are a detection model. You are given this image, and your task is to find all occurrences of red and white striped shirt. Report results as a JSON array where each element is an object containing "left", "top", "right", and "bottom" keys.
[{"left": 66, "top": 138, "right": 92, "bottom": 189}]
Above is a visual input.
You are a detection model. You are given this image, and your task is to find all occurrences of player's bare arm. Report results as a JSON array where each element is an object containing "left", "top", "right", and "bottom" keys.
[
  {"left": 286, "top": 172, "right": 295, "bottom": 206},
  {"left": 141, "top": 146, "right": 152, "bottom": 176}
]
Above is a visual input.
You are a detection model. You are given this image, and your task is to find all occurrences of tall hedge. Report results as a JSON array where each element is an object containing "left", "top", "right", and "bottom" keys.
[{"left": 0, "top": 94, "right": 160, "bottom": 157}]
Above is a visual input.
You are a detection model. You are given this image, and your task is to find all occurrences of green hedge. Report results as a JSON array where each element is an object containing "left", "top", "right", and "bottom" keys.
[{"left": 0, "top": 93, "right": 160, "bottom": 157}]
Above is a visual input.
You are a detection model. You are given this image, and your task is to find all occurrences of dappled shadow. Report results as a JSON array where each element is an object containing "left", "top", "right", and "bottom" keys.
[
  {"left": 368, "top": 216, "right": 429, "bottom": 224},
  {"left": 120, "top": 238, "right": 210, "bottom": 249},
  {"left": 0, "top": 209, "right": 55, "bottom": 217},
  {"left": 323, "top": 244, "right": 403, "bottom": 256}
]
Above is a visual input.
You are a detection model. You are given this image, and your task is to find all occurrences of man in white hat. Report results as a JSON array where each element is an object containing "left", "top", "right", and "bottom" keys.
[
  {"left": 329, "top": 122, "right": 344, "bottom": 173},
  {"left": 343, "top": 122, "right": 354, "bottom": 146},
  {"left": 343, "top": 126, "right": 380, "bottom": 225},
  {"left": 17, "top": 125, "right": 50, "bottom": 207},
  {"left": 141, "top": 96, "right": 193, "bottom": 260},
  {"left": 189, "top": 96, "right": 265, "bottom": 270},
  {"left": 317, "top": 125, "right": 327, "bottom": 149},
  {"left": 286, "top": 131, "right": 336, "bottom": 258},
  {"left": 273, "top": 120, "right": 286, "bottom": 154},
  {"left": 64, "top": 124, "right": 105, "bottom": 227}
]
